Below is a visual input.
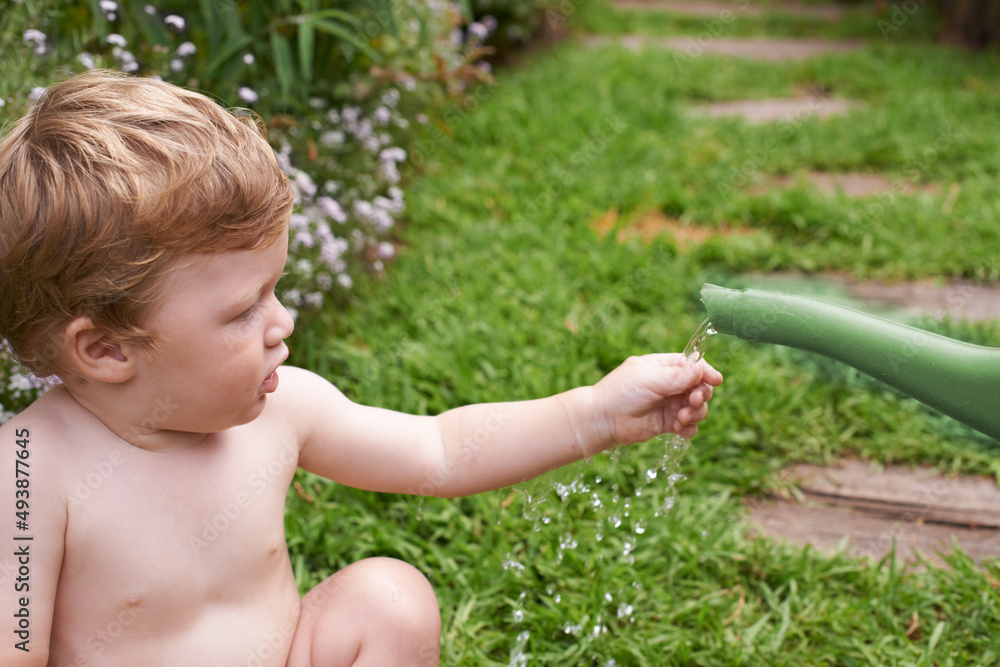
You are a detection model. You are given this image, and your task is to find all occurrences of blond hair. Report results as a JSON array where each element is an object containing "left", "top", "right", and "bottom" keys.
[{"left": 0, "top": 71, "right": 293, "bottom": 378}]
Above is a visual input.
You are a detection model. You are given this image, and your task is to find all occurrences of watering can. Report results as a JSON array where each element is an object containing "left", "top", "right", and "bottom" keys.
[{"left": 700, "top": 283, "right": 1000, "bottom": 441}]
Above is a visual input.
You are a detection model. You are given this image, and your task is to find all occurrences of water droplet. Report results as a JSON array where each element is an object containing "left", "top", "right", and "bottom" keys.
[
  {"left": 513, "top": 609, "right": 524, "bottom": 622},
  {"left": 617, "top": 602, "right": 634, "bottom": 618},
  {"left": 635, "top": 519, "right": 647, "bottom": 535},
  {"left": 604, "top": 592, "right": 613, "bottom": 602},
  {"left": 645, "top": 468, "right": 657, "bottom": 482}
]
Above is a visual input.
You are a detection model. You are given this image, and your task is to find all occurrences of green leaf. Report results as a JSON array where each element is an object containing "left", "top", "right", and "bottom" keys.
[
  {"left": 202, "top": 34, "right": 254, "bottom": 79},
  {"left": 312, "top": 19, "right": 381, "bottom": 62},
  {"left": 270, "top": 31, "right": 296, "bottom": 101},
  {"left": 311, "top": 9, "right": 363, "bottom": 26},
  {"left": 298, "top": 19, "right": 315, "bottom": 83}
]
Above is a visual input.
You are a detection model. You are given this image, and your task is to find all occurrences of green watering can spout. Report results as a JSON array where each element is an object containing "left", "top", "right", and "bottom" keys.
[{"left": 700, "top": 283, "right": 1000, "bottom": 442}]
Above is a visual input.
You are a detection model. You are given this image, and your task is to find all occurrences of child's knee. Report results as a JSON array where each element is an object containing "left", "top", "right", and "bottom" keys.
[{"left": 363, "top": 557, "right": 440, "bottom": 628}]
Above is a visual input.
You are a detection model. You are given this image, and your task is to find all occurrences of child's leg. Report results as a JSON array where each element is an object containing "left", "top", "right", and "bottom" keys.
[{"left": 285, "top": 557, "right": 441, "bottom": 667}]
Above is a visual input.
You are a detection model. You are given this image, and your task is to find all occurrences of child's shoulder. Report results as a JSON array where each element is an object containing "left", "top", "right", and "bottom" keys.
[
  {"left": 270, "top": 365, "right": 349, "bottom": 405},
  {"left": 1, "top": 386, "right": 92, "bottom": 470},
  {"left": 0, "top": 386, "right": 75, "bottom": 447},
  {"left": 263, "top": 364, "right": 354, "bottom": 425},
  {"left": 0, "top": 389, "right": 71, "bottom": 535}
]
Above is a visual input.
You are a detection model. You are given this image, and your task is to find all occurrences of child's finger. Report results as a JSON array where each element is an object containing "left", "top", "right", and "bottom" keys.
[
  {"left": 677, "top": 401, "right": 709, "bottom": 426},
  {"left": 696, "top": 359, "right": 724, "bottom": 386}
]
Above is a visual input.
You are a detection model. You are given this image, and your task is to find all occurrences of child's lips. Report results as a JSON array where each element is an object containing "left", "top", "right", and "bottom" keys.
[{"left": 261, "top": 370, "right": 279, "bottom": 393}]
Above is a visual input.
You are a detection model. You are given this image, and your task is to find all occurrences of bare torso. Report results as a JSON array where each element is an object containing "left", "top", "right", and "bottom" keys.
[{"left": 32, "top": 386, "right": 303, "bottom": 667}]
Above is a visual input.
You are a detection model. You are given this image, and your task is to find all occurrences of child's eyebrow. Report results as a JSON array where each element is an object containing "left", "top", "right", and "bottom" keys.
[{"left": 222, "top": 281, "right": 267, "bottom": 312}]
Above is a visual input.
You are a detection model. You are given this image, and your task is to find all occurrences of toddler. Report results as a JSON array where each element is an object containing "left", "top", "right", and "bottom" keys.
[{"left": 0, "top": 71, "right": 721, "bottom": 667}]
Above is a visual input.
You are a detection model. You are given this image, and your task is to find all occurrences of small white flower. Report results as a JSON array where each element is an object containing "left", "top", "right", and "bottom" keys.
[
  {"left": 379, "top": 147, "right": 406, "bottom": 163},
  {"left": 467, "top": 22, "right": 488, "bottom": 40},
  {"left": 293, "top": 170, "right": 316, "bottom": 198},
  {"left": 163, "top": 14, "right": 185, "bottom": 31},
  {"left": 100, "top": 0, "right": 118, "bottom": 12},
  {"left": 144, "top": 5, "right": 156, "bottom": 14},
  {"left": 28, "top": 87, "right": 46, "bottom": 100},
  {"left": 242, "top": 53, "right": 255, "bottom": 65},
  {"left": 176, "top": 41, "right": 196, "bottom": 57},
  {"left": 23, "top": 29, "right": 46, "bottom": 54},
  {"left": 0, "top": 99, "right": 5, "bottom": 108},
  {"left": 337, "top": 274, "right": 353, "bottom": 289},
  {"left": 376, "top": 242, "right": 395, "bottom": 259},
  {"left": 106, "top": 33, "right": 127, "bottom": 47},
  {"left": 317, "top": 196, "right": 347, "bottom": 223},
  {"left": 380, "top": 88, "right": 400, "bottom": 107},
  {"left": 373, "top": 106, "right": 391, "bottom": 125},
  {"left": 237, "top": 86, "right": 259, "bottom": 104},
  {"left": 319, "top": 130, "right": 344, "bottom": 147},
  {"left": 170, "top": 58, "right": 184, "bottom": 72}
]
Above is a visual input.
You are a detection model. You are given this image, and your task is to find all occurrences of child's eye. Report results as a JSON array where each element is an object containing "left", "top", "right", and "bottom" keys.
[{"left": 236, "top": 303, "right": 259, "bottom": 321}]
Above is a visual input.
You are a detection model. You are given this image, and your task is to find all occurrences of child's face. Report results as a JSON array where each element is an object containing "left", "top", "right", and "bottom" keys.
[{"left": 131, "top": 232, "right": 294, "bottom": 435}]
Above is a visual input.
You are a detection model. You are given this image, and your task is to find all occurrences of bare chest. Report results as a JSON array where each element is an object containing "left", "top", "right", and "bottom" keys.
[{"left": 54, "top": 432, "right": 301, "bottom": 641}]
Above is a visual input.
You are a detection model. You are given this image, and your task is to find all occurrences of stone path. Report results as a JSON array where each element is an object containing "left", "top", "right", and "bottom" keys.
[
  {"left": 749, "top": 460, "right": 1000, "bottom": 566},
  {"left": 584, "top": 34, "right": 862, "bottom": 61},
  {"left": 615, "top": 0, "right": 846, "bottom": 21},
  {"left": 595, "top": 0, "right": 1000, "bottom": 567},
  {"left": 691, "top": 96, "right": 855, "bottom": 123}
]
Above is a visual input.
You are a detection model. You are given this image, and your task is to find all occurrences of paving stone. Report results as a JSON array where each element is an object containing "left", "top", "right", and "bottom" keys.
[
  {"left": 691, "top": 96, "right": 855, "bottom": 123},
  {"left": 584, "top": 35, "right": 863, "bottom": 61},
  {"left": 614, "top": 0, "right": 846, "bottom": 21},
  {"left": 747, "top": 460, "right": 1000, "bottom": 566},
  {"left": 742, "top": 273, "right": 1000, "bottom": 323}
]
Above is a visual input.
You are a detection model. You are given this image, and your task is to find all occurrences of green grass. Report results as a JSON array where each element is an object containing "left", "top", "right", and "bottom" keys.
[{"left": 285, "top": 2, "right": 1000, "bottom": 664}]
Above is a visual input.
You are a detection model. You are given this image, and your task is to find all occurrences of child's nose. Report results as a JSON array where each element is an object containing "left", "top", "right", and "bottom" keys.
[{"left": 265, "top": 298, "right": 295, "bottom": 347}]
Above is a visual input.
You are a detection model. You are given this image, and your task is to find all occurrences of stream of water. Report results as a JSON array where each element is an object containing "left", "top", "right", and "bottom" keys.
[{"left": 505, "top": 319, "right": 716, "bottom": 666}]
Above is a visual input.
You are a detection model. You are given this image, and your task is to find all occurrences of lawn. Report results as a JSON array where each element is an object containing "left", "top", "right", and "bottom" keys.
[{"left": 284, "top": 2, "right": 1000, "bottom": 664}]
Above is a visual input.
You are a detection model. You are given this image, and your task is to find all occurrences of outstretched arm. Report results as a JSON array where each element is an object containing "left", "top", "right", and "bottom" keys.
[
  {"left": 428, "top": 354, "right": 720, "bottom": 496},
  {"left": 288, "top": 354, "right": 721, "bottom": 498}
]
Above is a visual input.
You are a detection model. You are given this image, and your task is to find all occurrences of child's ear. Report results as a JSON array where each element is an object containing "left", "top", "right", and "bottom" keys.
[{"left": 63, "top": 316, "right": 136, "bottom": 383}]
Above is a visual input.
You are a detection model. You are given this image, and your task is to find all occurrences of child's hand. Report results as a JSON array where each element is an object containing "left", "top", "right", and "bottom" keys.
[{"left": 592, "top": 354, "right": 723, "bottom": 445}]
